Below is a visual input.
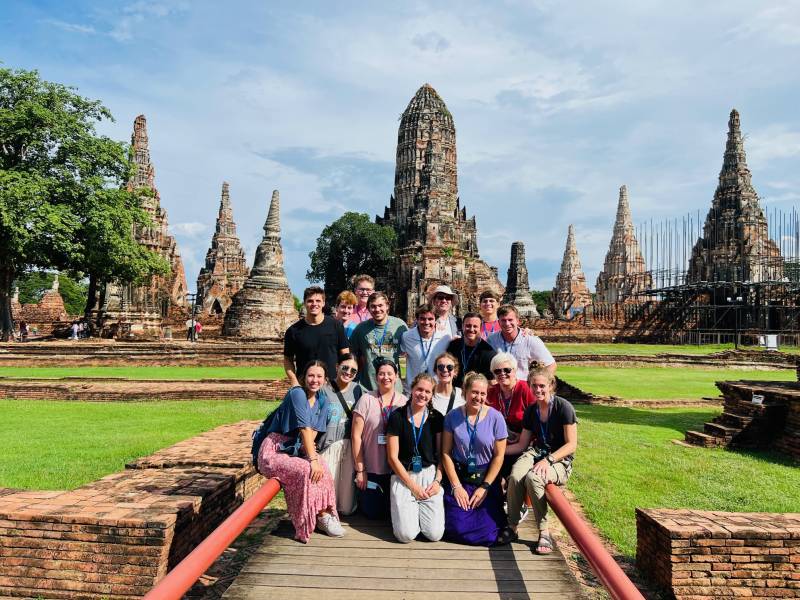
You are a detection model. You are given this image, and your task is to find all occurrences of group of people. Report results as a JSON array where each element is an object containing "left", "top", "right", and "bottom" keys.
[
  {"left": 69, "top": 319, "right": 89, "bottom": 340},
  {"left": 253, "top": 277, "right": 577, "bottom": 553}
]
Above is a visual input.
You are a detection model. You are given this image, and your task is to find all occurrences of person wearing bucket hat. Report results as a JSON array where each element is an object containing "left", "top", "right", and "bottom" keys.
[{"left": 428, "top": 285, "right": 462, "bottom": 339}]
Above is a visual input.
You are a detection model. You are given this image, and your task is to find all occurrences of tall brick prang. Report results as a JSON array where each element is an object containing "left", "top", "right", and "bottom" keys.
[
  {"left": 503, "top": 241, "right": 539, "bottom": 319},
  {"left": 223, "top": 190, "right": 297, "bottom": 338},
  {"left": 377, "top": 84, "right": 504, "bottom": 321},
  {"left": 196, "top": 182, "right": 249, "bottom": 315},
  {"left": 552, "top": 225, "right": 592, "bottom": 319}
]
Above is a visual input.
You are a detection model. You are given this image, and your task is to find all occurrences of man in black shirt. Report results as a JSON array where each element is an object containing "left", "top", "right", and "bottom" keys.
[
  {"left": 283, "top": 286, "right": 349, "bottom": 385},
  {"left": 446, "top": 312, "right": 497, "bottom": 387}
]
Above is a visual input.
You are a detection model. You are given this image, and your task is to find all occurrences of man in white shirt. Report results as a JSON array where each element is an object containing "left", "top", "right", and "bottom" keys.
[
  {"left": 428, "top": 285, "right": 461, "bottom": 339},
  {"left": 487, "top": 304, "right": 556, "bottom": 381},
  {"left": 400, "top": 304, "right": 451, "bottom": 390}
]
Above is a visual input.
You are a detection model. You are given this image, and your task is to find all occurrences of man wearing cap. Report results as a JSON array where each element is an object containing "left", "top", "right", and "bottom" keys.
[
  {"left": 487, "top": 304, "right": 556, "bottom": 381},
  {"left": 429, "top": 285, "right": 461, "bottom": 339}
]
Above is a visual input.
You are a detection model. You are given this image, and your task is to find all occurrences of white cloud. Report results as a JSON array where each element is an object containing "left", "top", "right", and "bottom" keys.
[
  {"left": 43, "top": 19, "right": 96, "bottom": 34},
  {"left": 171, "top": 222, "right": 208, "bottom": 237}
]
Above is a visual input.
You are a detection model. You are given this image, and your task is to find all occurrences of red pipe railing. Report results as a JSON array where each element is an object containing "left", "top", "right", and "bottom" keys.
[
  {"left": 143, "top": 478, "right": 281, "bottom": 600},
  {"left": 545, "top": 483, "right": 644, "bottom": 600}
]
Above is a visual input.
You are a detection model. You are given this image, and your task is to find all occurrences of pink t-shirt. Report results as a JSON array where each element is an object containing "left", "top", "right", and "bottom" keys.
[
  {"left": 481, "top": 319, "right": 501, "bottom": 340},
  {"left": 347, "top": 305, "right": 371, "bottom": 328},
  {"left": 352, "top": 391, "right": 408, "bottom": 475}
]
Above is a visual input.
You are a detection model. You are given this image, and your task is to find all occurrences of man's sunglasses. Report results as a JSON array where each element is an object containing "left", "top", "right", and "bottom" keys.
[
  {"left": 339, "top": 366, "right": 358, "bottom": 375},
  {"left": 436, "top": 364, "right": 455, "bottom": 373},
  {"left": 433, "top": 295, "right": 451, "bottom": 301},
  {"left": 493, "top": 367, "right": 513, "bottom": 375}
]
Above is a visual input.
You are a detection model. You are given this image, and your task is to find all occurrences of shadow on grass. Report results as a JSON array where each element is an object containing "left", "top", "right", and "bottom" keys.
[{"left": 575, "top": 404, "right": 718, "bottom": 433}]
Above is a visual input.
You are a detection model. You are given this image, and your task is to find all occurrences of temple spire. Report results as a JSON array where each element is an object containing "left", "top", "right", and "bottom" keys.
[
  {"left": 502, "top": 241, "right": 540, "bottom": 319},
  {"left": 552, "top": 225, "right": 592, "bottom": 319},
  {"left": 265, "top": 190, "right": 281, "bottom": 237}
]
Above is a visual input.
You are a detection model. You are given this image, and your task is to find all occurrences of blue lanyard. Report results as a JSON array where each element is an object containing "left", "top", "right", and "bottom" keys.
[
  {"left": 482, "top": 320, "right": 498, "bottom": 339},
  {"left": 461, "top": 341, "right": 479, "bottom": 372},
  {"left": 409, "top": 407, "right": 427, "bottom": 456},
  {"left": 535, "top": 402, "right": 553, "bottom": 449},
  {"left": 502, "top": 329, "right": 520, "bottom": 353},
  {"left": 419, "top": 333, "right": 434, "bottom": 370},
  {"left": 373, "top": 323, "right": 389, "bottom": 348},
  {"left": 381, "top": 392, "right": 396, "bottom": 432},
  {"left": 465, "top": 409, "right": 480, "bottom": 458},
  {"left": 500, "top": 389, "right": 513, "bottom": 418}
]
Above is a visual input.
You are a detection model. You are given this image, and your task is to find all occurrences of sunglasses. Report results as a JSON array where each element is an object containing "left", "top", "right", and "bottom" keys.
[
  {"left": 339, "top": 366, "right": 358, "bottom": 375},
  {"left": 434, "top": 295, "right": 451, "bottom": 301},
  {"left": 436, "top": 364, "right": 455, "bottom": 373},
  {"left": 493, "top": 367, "right": 513, "bottom": 376}
]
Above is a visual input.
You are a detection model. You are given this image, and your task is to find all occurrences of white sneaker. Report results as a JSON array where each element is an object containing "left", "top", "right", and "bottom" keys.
[
  {"left": 519, "top": 505, "right": 529, "bottom": 522},
  {"left": 316, "top": 513, "right": 345, "bottom": 537}
]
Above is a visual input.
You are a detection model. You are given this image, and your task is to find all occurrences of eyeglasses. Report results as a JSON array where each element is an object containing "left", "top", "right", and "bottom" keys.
[
  {"left": 436, "top": 364, "right": 455, "bottom": 373},
  {"left": 493, "top": 367, "right": 513, "bottom": 376},
  {"left": 433, "top": 295, "right": 451, "bottom": 301},
  {"left": 356, "top": 287, "right": 374, "bottom": 293},
  {"left": 339, "top": 366, "right": 358, "bottom": 376}
]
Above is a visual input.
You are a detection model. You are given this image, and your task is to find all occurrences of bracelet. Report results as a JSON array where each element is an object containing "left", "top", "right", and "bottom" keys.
[
  {"left": 451, "top": 483, "right": 462, "bottom": 491},
  {"left": 308, "top": 456, "right": 318, "bottom": 462},
  {"left": 434, "top": 478, "right": 442, "bottom": 485},
  {"left": 546, "top": 455, "right": 556, "bottom": 465},
  {"left": 355, "top": 469, "right": 365, "bottom": 473}
]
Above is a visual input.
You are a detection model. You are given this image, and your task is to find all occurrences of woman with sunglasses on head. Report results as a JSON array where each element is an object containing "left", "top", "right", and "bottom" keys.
[
  {"left": 351, "top": 358, "right": 407, "bottom": 520},
  {"left": 319, "top": 354, "right": 364, "bottom": 516},
  {"left": 431, "top": 352, "right": 464, "bottom": 417},
  {"left": 441, "top": 373, "right": 510, "bottom": 546},
  {"left": 503, "top": 366, "right": 577, "bottom": 554},
  {"left": 253, "top": 360, "right": 344, "bottom": 542},
  {"left": 486, "top": 352, "right": 534, "bottom": 480},
  {"left": 386, "top": 373, "right": 445, "bottom": 543}
]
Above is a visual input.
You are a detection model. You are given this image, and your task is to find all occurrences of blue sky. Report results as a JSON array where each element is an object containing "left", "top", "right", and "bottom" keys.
[{"left": 3, "top": 1, "right": 800, "bottom": 296}]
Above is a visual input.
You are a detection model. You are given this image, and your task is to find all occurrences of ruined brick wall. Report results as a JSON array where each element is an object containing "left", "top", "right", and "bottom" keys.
[{"left": 636, "top": 508, "right": 800, "bottom": 600}]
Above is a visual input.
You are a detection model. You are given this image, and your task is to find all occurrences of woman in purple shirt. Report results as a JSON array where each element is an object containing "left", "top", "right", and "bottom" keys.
[{"left": 440, "top": 372, "right": 510, "bottom": 546}]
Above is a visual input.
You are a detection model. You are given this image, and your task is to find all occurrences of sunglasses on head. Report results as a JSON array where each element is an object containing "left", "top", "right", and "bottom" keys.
[
  {"left": 339, "top": 365, "right": 357, "bottom": 375},
  {"left": 493, "top": 367, "right": 513, "bottom": 375},
  {"left": 436, "top": 363, "right": 454, "bottom": 373}
]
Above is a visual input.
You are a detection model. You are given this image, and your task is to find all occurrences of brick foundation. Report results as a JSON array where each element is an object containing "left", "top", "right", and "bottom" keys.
[
  {"left": 0, "top": 420, "right": 265, "bottom": 599},
  {"left": 636, "top": 508, "right": 800, "bottom": 599}
]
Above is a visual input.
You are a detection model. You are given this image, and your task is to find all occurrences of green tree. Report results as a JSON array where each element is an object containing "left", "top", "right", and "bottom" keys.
[
  {"left": 530, "top": 290, "right": 552, "bottom": 315},
  {"left": 0, "top": 67, "right": 167, "bottom": 339},
  {"left": 14, "top": 271, "right": 88, "bottom": 315},
  {"left": 307, "top": 212, "right": 397, "bottom": 301}
]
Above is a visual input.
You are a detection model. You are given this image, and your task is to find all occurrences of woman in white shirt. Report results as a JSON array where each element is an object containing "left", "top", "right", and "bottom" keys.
[{"left": 431, "top": 352, "right": 464, "bottom": 417}]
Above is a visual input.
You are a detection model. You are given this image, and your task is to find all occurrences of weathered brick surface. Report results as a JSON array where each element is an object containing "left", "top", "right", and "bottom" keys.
[
  {"left": 637, "top": 509, "right": 800, "bottom": 599},
  {"left": 0, "top": 420, "right": 265, "bottom": 599}
]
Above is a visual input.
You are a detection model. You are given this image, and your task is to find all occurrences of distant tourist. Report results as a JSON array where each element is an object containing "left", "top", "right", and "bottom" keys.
[
  {"left": 386, "top": 372, "right": 445, "bottom": 543},
  {"left": 70, "top": 321, "right": 79, "bottom": 340},
  {"left": 333, "top": 290, "right": 358, "bottom": 339},
  {"left": 486, "top": 352, "right": 534, "bottom": 479},
  {"left": 19, "top": 321, "right": 28, "bottom": 342},
  {"left": 487, "top": 305, "right": 555, "bottom": 381},
  {"left": 431, "top": 352, "right": 464, "bottom": 417},
  {"left": 399, "top": 304, "right": 451, "bottom": 391},
  {"left": 441, "top": 373, "right": 510, "bottom": 546},
  {"left": 351, "top": 358, "right": 407, "bottom": 520},
  {"left": 185, "top": 318, "right": 195, "bottom": 342},
  {"left": 284, "top": 286, "right": 349, "bottom": 386},
  {"left": 446, "top": 312, "right": 497, "bottom": 388},
  {"left": 504, "top": 366, "right": 577, "bottom": 554},
  {"left": 253, "top": 360, "right": 344, "bottom": 542},
  {"left": 478, "top": 290, "right": 501, "bottom": 340},
  {"left": 319, "top": 354, "right": 364, "bottom": 516},
  {"left": 349, "top": 292, "right": 407, "bottom": 392},
  {"left": 194, "top": 320, "right": 202, "bottom": 341},
  {"left": 429, "top": 285, "right": 461, "bottom": 338},
  {"left": 347, "top": 274, "right": 375, "bottom": 328}
]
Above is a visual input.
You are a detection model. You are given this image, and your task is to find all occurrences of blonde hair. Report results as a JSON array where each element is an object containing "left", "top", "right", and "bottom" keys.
[
  {"left": 463, "top": 372, "right": 489, "bottom": 393},
  {"left": 528, "top": 366, "right": 556, "bottom": 392},
  {"left": 434, "top": 351, "right": 459, "bottom": 374}
]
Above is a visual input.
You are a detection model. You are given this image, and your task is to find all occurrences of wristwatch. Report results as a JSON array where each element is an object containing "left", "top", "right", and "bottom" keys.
[{"left": 479, "top": 482, "right": 491, "bottom": 490}]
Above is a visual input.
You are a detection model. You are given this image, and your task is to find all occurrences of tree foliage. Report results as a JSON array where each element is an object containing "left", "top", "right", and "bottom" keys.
[
  {"left": 307, "top": 212, "right": 397, "bottom": 300},
  {"left": 0, "top": 67, "right": 168, "bottom": 338},
  {"left": 530, "top": 290, "right": 552, "bottom": 315}
]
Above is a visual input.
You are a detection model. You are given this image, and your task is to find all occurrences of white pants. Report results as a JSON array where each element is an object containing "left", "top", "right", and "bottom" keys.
[
  {"left": 390, "top": 465, "right": 444, "bottom": 543},
  {"left": 320, "top": 439, "right": 357, "bottom": 516}
]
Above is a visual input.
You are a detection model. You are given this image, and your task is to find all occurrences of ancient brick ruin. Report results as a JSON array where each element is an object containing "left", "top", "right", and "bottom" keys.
[
  {"left": 96, "top": 115, "right": 188, "bottom": 337},
  {"left": 595, "top": 185, "right": 652, "bottom": 304},
  {"left": 377, "top": 84, "right": 504, "bottom": 321},
  {"left": 552, "top": 225, "right": 592, "bottom": 319},
  {"left": 222, "top": 190, "right": 297, "bottom": 338},
  {"left": 196, "top": 182, "right": 249, "bottom": 316},
  {"left": 503, "top": 241, "right": 539, "bottom": 319},
  {"left": 9, "top": 277, "right": 69, "bottom": 335}
]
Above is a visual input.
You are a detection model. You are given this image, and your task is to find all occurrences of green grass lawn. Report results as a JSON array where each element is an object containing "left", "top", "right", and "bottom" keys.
[
  {"left": 558, "top": 365, "right": 796, "bottom": 400},
  {"left": 548, "top": 342, "right": 768, "bottom": 355},
  {"left": 0, "top": 366, "right": 286, "bottom": 380},
  {"left": 570, "top": 405, "right": 800, "bottom": 557},
  {"left": 0, "top": 400, "right": 274, "bottom": 490}
]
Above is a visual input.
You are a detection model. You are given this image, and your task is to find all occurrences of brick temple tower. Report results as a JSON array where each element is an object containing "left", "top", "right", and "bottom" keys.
[
  {"left": 377, "top": 84, "right": 503, "bottom": 321},
  {"left": 688, "top": 109, "right": 782, "bottom": 285},
  {"left": 97, "top": 115, "right": 188, "bottom": 336},
  {"left": 595, "top": 185, "right": 652, "bottom": 303},
  {"left": 552, "top": 225, "right": 592, "bottom": 319},
  {"left": 503, "top": 242, "right": 540, "bottom": 319},
  {"left": 196, "top": 182, "right": 249, "bottom": 315}
]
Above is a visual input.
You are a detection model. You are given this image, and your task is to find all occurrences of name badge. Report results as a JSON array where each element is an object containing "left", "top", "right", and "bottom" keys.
[
  {"left": 411, "top": 455, "right": 422, "bottom": 473},
  {"left": 467, "top": 457, "right": 477, "bottom": 474},
  {"left": 377, "top": 434, "right": 387, "bottom": 445}
]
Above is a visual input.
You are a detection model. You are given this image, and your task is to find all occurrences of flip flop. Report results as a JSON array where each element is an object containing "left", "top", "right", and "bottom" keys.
[{"left": 536, "top": 531, "right": 554, "bottom": 554}]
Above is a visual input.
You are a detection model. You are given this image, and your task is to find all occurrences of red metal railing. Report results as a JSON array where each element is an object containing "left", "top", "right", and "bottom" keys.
[
  {"left": 143, "top": 478, "right": 281, "bottom": 600},
  {"left": 545, "top": 483, "right": 645, "bottom": 600}
]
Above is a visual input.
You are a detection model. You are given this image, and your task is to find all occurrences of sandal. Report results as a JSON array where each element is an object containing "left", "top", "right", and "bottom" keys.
[
  {"left": 536, "top": 531, "right": 554, "bottom": 554},
  {"left": 494, "top": 526, "right": 518, "bottom": 546}
]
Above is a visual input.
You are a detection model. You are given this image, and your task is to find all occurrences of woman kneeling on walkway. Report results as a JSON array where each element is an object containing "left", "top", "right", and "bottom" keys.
[
  {"left": 503, "top": 366, "right": 577, "bottom": 554},
  {"left": 441, "top": 373, "right": 510, "bottom": 546},
  {"left": 255, "top": 360, "right": 344, "bottom": 542},
  {"left": 386, "top": 373, "right": 445, "bottom": 543}
]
